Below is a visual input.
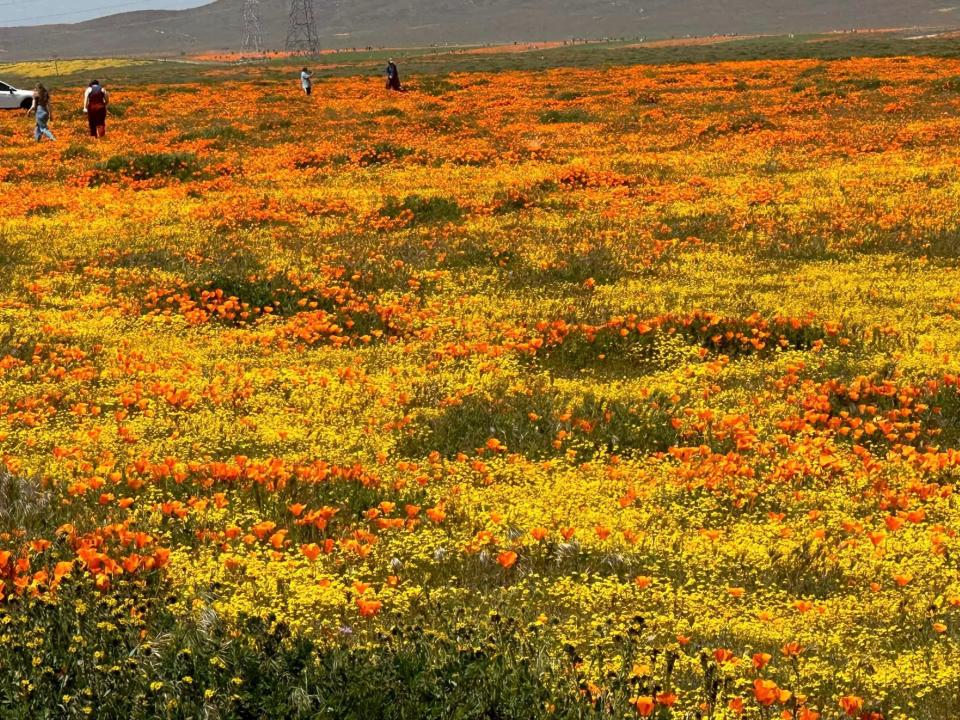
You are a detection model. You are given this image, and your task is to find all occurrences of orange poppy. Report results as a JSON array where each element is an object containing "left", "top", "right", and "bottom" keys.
[
  {"left": 356, "top": 598, "right": 382, "bottom": 617},
  {"left": 713, "top": 648, "right": 735, "bottom": 664},
  {"left": 893, "top": 573, "right": 912, "bottom": 587},
  {"left": 269, "top": 530, "right": 288, "bottom": 549},
  {"left": 781, "top": 641, "right": 804, "bottom": 658},
  {"left": 301, "top": 543, "right": 321, "bottom": 561},
  {"left": 633, "top": 696, "right": 655, "bottom": 717},
  {"left": 753, "top": 678, "right": 790, "bottom": 706},
  {"left": 839, "top": 696, "right": 863, "bottom": 716},
  {"left": 656, "top": 692, "right": 678, "bottom": 707}
]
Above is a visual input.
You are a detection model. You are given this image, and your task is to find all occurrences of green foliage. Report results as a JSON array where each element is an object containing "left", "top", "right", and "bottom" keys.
[
  {"left": 700, "top": 112, "right": 776, "bottom": 137},
  {"left": 94, "top": 152, "right": 203, "bottom": 182},
  {"left": 844, "top": 76, "right": 885, "bottom": 90},
  {"left": 936, "top": 76, "right": 960, "bottom": 92},
  {"left": 257, "top": 116, "right": 293, "bottom": 131},
  {"left": 539, "top": 108, "right": 596, "bottom": 124},
  {"left": 0, "top": 471, "right": 51, "bottom": 538},
  {"left": 106, "top": 101, "right": 128, "bottom": 118},
  {"left": 380, "top": 194, "right": 463, "bottom": 225},
  {"left": 358, "top": 142, "right": 415, "bottom": 165},
  {"left": 177, "top": 123, "right": 247, "bottom": 146},
  {"left": 59, "top": 144, "right": 94, "bottom": 161},
  {"left": 0, "top": 588, "right": 670, "bottom": 720},
  {"left": 399, "top": 377, "right": 679, "bottom": 460},
  {"left": 415, "top": 76, "right": 462, "bottom": 96}
]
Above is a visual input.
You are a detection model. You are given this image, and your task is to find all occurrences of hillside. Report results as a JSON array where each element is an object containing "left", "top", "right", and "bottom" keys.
[{"left": 0, "top": 0, "right": 956, "bottom": 61}]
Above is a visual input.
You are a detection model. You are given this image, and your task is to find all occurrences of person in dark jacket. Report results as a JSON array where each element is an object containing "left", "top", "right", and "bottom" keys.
[{"left": 386, "top": 59, "right": 402, "bottom": 91}]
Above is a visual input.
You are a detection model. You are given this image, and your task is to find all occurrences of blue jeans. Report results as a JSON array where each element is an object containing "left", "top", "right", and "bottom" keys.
[{"left": 35, "top": 108, "right": 55, "bottom": 142}]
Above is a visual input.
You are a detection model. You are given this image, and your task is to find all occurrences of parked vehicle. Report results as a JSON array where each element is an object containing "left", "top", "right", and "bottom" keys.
[{"left": 0, "top": 81, "right": 34, "bottom": 110}]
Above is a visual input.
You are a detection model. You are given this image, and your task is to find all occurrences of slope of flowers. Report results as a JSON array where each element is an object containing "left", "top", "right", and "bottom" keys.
[{"left": 1, "top": 55, "right": 960, "bottom": 718}]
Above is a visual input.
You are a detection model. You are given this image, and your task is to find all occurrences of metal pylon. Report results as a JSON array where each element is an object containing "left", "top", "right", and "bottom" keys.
[
  {"left": 241, "top": 0, "right": 263, "bottom": 54},
  {"left": 286, "top": 0, "right": 320, "bottom": 55}
]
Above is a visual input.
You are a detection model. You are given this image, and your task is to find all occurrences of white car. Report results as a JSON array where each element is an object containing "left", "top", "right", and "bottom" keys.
[{"left": 0, "top": 81, "right": 33, "bottom": 110}]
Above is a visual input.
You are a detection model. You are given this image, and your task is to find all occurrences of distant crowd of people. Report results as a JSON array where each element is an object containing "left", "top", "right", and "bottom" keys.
[{"left": 23, "top": 60, "right": 401, "bottom": 143}]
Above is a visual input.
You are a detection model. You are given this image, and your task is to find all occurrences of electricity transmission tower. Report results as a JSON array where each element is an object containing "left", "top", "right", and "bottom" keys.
[
  {"left": 286, "top": 0, "right": 320, "bottom": 55},
  {"left": 241, "top": 0, "right": 263, "bottom": 54}
]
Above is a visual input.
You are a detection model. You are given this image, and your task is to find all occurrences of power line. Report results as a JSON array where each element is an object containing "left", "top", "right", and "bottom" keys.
[{"left": 286, "top": 0, "right": 319, "bottom": 55}]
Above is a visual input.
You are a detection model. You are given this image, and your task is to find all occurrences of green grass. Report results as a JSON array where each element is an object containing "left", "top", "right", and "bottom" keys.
[
  {"left": 380, "top": 194, "right": 464, "bottom": 225},
  {"left": 94, "top": 151, "right": 203, "bottom": 183},
  {"left": 539, "top": 108, "right": 597, "bottom": 124},
  {"left": 8, "top": 32, "right": 960, "bottom": 92}
]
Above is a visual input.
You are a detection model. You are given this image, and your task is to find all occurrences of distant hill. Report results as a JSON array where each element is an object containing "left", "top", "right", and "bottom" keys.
[{"left": 0, "top": 0, "right": 957, "bottom": 61}]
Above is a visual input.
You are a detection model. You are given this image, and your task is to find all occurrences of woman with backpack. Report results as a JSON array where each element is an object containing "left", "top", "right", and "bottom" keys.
[
  {"left": 83, "top": 80, "right": 109, "bottom": 139},
  {"left": 25, "top": 83, "right": 55, "bottom": 142}
]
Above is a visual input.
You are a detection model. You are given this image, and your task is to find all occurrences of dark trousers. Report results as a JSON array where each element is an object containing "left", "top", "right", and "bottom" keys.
[{"left": 88, "top": 107, "right": 107, "bottom": 137}]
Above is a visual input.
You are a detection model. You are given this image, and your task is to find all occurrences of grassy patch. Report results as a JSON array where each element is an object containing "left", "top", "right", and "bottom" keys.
[
  {"left": 539, "top": 108, "right": 596, "bottom": 124},
  {"left": 178, "top": 123, "right": 247, "bottom": 146},
  {"left": 93, "top": 151, "right": 203, "bottom": 183},
  {"left": 380, "top": 194, "right": 463, "bottom": 225}
]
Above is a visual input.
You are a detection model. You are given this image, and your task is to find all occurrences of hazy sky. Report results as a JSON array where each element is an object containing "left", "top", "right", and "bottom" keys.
[{"left": 0, "top": 0, "right": 212, "bottom": 27}]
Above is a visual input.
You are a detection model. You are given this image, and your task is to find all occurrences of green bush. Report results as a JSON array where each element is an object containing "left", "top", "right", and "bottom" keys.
[
  {"left": 107, "top": 101, "right": 128, "bottom": 118},
  {"left": 935, "top": 75, "right": 960, "bottom": 92},
  {"left": 416, "top": 76, "right": 462, "bottom": 96},
  {"left": 380, "top": 194, "right": 463, "bottom": 225},
  {"left": 539, "top": 108, "right": 596, "bottom": 124},
  {"left": 356, "top": 142, "right": 415, "bottom": 165},
  {"left": 398, "top": 378, "right": 679, "bottom": 460},
  {"left": 258, "top": 116, "right": 293, "bottom": 131},
  {"left": 60, "top": 144, "right": 94, "bottom": 161},
  {"left": 178, "top": 123, "right": 247, "bottom": 145},
  {"left": 95, "top": 152, "right": 203, "bottom": 182}
]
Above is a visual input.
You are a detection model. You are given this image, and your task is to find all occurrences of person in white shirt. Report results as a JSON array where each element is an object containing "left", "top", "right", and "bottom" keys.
[{"left": 300, "top": 68, "right": 314, "bottom": 96}]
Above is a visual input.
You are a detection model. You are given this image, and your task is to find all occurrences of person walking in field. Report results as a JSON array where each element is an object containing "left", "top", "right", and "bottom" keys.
[
  {"left": 301, "top": 67, "right": 314, "bottom": 96},
  {"left": 83, "top": 80, "right": 109, "bottom": 139},
  {"left": 386, "top": 59, "right": 402, "bottom": 91},
  {"left": 25, "top": 83, "right": 55, "bottom": 142}
]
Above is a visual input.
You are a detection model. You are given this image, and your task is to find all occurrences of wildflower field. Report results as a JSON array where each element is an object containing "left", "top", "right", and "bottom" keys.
[{"left": 2, "top": 44, "right": 960, "bottom": 719}]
